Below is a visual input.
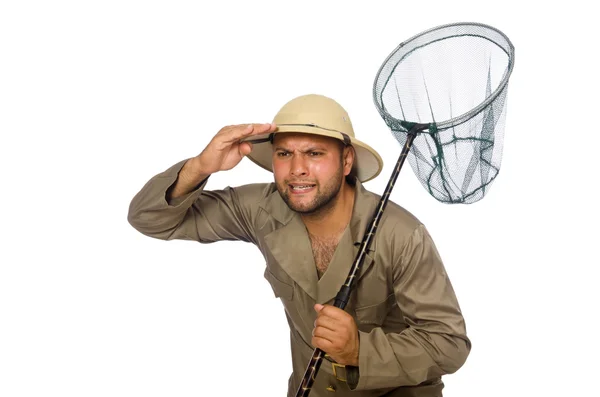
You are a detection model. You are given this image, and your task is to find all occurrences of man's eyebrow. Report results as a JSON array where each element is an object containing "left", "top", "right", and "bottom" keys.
[
  {"left": 301, "top": 146, "right": 328, "bottom": 153},
  {"left": 273, "top": 146, "right": 329, "bottom": 152}
]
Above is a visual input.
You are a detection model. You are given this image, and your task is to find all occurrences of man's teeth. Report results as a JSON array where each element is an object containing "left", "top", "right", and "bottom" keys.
[{"left": 291, "top": 185, "right": 313, "bottom": 190}]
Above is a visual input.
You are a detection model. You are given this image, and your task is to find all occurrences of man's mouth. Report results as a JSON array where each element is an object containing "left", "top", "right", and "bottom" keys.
[{"left": 289, "top": 183, "right": 316, "bottom": 192}]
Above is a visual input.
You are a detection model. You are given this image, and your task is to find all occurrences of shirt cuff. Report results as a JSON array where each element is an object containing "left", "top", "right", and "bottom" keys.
[
  {"left": 346, "top": 365, "right": 360, "bottom": 390},
  {"left": 167, "top": 175, "right": 209, "bottom": 206}
]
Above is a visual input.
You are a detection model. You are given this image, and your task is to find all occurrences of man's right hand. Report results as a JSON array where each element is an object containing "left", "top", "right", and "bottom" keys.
[
  {"left": 195, "top": 123, "right": 276, "bottom": 174},
  {"left": 168, "top": 123, "right": 276, "bottom": 200}
]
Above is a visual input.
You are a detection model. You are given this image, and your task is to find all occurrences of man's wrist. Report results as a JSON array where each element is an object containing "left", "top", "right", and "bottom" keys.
[{"left": 168, "top": 158, "right": 210, "bottom": 200}]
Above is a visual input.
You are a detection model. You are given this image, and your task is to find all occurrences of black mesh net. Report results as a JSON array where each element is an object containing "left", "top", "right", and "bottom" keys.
[{"left": 373, "top": 22, "right": 515, "bottom": 204}]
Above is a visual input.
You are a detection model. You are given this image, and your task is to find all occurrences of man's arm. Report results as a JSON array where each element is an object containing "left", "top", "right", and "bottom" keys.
[
  {"left": 127, "top": 123, "right": 277, "bottom": 242},
  {"left": 165, "top": 156, "right": 210, "bottom": 201},
  {"left": 128, "top": 159, "right": 278, "bottom": 243},
  {"left": 349, "top": 224, "right": 471, "bottom": 390}
]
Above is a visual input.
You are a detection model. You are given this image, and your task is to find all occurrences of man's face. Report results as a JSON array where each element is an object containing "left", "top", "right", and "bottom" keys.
[{"left": 272, "top": 133, "right": 352, "bottom": 215}]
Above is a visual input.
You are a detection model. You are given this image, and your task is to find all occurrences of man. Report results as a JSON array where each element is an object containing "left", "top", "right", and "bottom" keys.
[{"left": 128, "top": 94, "right": 470, "bottom": 396}]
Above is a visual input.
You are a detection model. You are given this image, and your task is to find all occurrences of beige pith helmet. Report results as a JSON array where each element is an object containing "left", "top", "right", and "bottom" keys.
[{"left": 243, "top": 94, "right": 383, "bottom": 182}]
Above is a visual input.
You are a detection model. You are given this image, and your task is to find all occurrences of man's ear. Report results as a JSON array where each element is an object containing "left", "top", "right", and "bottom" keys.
[{"left": 343, "top": 145, "right": 355, "bottom": 176}]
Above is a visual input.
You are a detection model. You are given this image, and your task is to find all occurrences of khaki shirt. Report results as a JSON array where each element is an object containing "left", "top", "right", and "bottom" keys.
[{"left": 128, "top": 160, "right": 471, "bottom": 397}]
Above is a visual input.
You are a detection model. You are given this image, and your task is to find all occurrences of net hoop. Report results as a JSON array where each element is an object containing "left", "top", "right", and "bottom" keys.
[{"left": 373, "top": 22, "right": 515, "bottom": 131}]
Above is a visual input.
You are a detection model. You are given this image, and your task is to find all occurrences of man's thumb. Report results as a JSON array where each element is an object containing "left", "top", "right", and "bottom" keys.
[{"left": 239, "top": 141, "right": 253, "bottom": 156}]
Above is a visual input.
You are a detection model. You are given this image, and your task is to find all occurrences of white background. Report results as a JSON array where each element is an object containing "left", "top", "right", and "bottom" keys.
[{"left": 1, "top": 1, "right": 598, "bottom": 396}]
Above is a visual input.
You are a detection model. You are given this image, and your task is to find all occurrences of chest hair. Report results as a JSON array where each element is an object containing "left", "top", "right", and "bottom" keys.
[{"left": 308, "top": 233, "right": 341, "bottom": 279}]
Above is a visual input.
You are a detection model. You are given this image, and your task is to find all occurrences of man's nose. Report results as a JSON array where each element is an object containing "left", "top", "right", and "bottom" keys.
[{"left": 290, "top": 154, "right": 308, "bottom": 177}]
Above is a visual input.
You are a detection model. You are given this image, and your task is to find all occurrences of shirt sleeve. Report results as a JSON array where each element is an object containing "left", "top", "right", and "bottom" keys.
[
  {"left": 127, "top": 159, "right": 271, "bottom": 245},
  {"left": 349, "top": 224, "right": 471, "bottom": 390}
]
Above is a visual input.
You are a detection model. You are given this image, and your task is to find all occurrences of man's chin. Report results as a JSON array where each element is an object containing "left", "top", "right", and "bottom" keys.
[
  {"left": 283, "top": 197, "right": 316, "bottom": 214},
  {"left": 275, "top": 190, "right": 311, "bottom": 213}
]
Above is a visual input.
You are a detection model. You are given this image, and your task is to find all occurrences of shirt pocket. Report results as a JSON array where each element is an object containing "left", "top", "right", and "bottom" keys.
[
  {"left": 354, "top": 292, "right": 396, "bottom": 327},
  {"left": 264, "top": 267, "right": 294, "bottom": 301}
]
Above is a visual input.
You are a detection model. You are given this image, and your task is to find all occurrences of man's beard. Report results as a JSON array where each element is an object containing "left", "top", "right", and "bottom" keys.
[{"left": 276, "top": 166, "right": 344, "bottom": 216}]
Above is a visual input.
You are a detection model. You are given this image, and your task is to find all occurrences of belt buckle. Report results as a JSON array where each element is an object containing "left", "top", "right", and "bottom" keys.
[
  {"left": 324, "top": 354, "right": 347, "bottom": 382},
  {"left": 331, "top": 362, "right": 347, "bottom": 382}
]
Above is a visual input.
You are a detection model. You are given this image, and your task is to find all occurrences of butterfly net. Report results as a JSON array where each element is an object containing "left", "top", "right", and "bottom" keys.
[{"left": 373, "top": 22, "right": 515, "bottom": 204}]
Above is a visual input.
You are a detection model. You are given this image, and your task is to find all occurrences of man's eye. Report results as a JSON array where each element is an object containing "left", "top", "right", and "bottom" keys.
[
  {"left": 309, "top": 152, "right": 323, "bottom": 156},
  {"left": 277, "top": 152, "right": 289, "bottom": 157}
]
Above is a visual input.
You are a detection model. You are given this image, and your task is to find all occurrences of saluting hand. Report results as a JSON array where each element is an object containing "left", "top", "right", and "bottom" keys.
[
  {"left": 196, "top": 123, "right": 277, "bottom": 175},
  {"left": 169, "top": 123, "right": 276, "bottom": 199},
  {"left": 312, "top": 304, "right": 360, "bottom": 366}
]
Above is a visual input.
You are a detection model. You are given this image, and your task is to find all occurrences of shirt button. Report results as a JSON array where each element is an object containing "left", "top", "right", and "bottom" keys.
[{"left": 326, "top": 385, "right": 336, "bottom": 392}]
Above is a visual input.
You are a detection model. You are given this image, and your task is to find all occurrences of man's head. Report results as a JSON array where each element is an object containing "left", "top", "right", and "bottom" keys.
[
  {"left": 271, "top": 132, "right": 355, "bottom": 214},
  {"left": 243, "top": 93, "right": 383, "bottom": 186}
]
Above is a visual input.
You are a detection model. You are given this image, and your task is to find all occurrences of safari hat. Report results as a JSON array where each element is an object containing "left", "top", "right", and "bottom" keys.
[{"left": 244, "top": 94, "right": 383, "bottom": 182}]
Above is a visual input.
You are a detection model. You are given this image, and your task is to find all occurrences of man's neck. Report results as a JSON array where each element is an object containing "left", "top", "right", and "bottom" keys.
[{"left": 301, "top": 182, "right": 356, "bottom": 238}]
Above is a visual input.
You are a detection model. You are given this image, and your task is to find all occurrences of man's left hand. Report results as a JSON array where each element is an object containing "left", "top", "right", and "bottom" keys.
[{"left": 312, "top": 304, "right": 359, "bottom": 366}]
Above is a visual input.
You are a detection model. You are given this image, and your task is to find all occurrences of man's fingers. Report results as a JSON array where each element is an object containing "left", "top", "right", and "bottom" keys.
[
  {"left": 316, "top": 304, "right": 351, "bottom": 321},
  {"left": 241, "top": 123, "right": 277, "bottom": 143},
  {"left": 219, "top": 124, "right": 253, "bottom": 142},
  {"left": 238, "top": 141, "right": 253, "bottom": 156},
  {"left": 251, "top": 122, "right": 276, "bottom": 134},
  {"left": 312, "top": 325, "right": 338, "bottom": 342},
  {"left": 222, "top": 123, "right": 275, "bottom": 143},
  {"left": 312, "top": 335, "right": 335, "bottom": 352},
  {"left": 314, "top": 314, "right": 338, "bottom": 332}
]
